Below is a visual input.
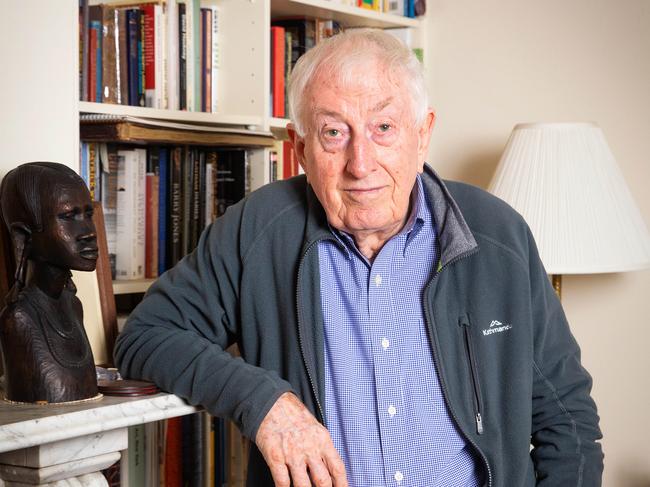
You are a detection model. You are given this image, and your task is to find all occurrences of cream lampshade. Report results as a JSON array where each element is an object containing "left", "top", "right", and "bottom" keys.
[{"left": 488, "top": 122, "right": 650, "bottom": 295}]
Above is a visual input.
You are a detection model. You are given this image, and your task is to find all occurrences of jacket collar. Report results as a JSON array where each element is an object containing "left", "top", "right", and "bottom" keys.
[{"left": 301, "top": 164, "right": 478, "bottom": 265}]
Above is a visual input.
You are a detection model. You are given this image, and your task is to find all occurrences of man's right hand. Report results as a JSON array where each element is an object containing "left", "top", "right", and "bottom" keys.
[{"left": 254, "top": 392, "right": 348, "bottom": 487}]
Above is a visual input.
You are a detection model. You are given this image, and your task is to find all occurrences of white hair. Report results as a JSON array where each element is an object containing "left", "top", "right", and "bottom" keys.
[{"left": 287, "top": 29, "right": 428, "bottom": 136}]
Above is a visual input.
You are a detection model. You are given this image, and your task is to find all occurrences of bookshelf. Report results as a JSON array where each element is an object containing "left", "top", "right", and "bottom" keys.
[{"left": 0, "top": 1, "right": 427, "bottom": 485}]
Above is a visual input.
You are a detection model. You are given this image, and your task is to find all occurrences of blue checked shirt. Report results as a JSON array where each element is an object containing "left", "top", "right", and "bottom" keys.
[{"left": 318, "top": 175, "right": 483, "bottom": 487}]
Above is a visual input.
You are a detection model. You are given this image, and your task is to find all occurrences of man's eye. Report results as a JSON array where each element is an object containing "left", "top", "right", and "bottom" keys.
[
  {"left": 378, "top": 123, "right": 392, "bottom": 132},
  {"left": 326, "top": 129, "right": 340, "bottom": 137}
]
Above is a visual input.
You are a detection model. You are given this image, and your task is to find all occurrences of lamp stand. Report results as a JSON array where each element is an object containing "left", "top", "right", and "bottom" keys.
[{"left": 551, "top": 274, "right": 562, "bottom": 300}]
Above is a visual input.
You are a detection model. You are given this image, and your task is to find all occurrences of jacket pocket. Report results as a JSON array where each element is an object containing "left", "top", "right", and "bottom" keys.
[{"left": 460, "top": 314, "right": 484, "bottom": 435}]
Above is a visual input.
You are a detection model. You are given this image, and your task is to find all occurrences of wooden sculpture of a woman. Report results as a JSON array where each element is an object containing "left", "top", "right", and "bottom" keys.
[{"left": 0, "top": 162, "right": 99, "bottom": 404}]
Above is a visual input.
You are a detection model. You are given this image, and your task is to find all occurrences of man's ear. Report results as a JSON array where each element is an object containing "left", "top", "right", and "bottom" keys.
[
  {"left": 287, "top": 123, "right": 308, "bottom": 175},
  {"left": 416, "top": 109, "right": 436, "bottom": 172}
]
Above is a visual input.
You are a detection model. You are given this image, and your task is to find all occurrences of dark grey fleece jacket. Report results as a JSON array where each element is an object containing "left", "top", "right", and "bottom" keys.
[{"left": 115, "top": 165, "right": 603, "bottom": 486}]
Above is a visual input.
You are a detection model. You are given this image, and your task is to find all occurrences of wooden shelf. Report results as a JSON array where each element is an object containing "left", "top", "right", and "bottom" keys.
[
  {"left": 112, "top": 278, "right": 155, "bottom": 295},
  {"left": 271, "top": 0, "right": 420, "bottom": 28}
]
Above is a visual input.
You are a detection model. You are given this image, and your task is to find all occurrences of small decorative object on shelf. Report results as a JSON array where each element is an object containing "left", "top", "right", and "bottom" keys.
[{"left": 0, "top": 162, "right": 101, "bottom": 405}]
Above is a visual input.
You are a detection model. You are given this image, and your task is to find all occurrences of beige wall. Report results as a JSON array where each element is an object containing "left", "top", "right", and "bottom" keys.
[{"left": 425, "top": 0, "right": 650, "bottom": 485}]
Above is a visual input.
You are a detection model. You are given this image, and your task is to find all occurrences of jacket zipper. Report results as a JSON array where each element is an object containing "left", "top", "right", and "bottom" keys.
[
  {"left": 423, "top": 248, "right": 493, "bottom": 487},
  {"left": 460, "top": 315, "right": 485, "bottom": 435},
  {"left": 295, "top": 240, "right": 326, "bottom": 423}
]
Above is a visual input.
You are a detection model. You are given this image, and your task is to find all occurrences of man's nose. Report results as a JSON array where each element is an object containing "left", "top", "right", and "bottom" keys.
[{"left": 345, "top": 133, "right": 376, "bottom": 178}]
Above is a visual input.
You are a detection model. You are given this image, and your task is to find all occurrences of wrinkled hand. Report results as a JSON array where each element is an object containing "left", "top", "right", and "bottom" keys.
[{"left": 255, "top": 392, "right": 348, "bottom": 487}]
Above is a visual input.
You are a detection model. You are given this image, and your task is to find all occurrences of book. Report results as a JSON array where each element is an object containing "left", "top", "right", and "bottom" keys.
[
  {"left": 202, "top": 8, "right": 212, "bottom": 113},
  {"left": 89, "top": 5, "right": 103, "bottom": 102},
  {"left": 145, "top": 172, "right": 159, "bottom": 278},
  {"left": 101, "top": 145, "right": 119, "bottom": 279},
  {"left": 178, "top": 2, "right": 187, "bottom": 110},
  {"left": 127, "top": 424, "right": 146, "bottom": 487},
  {"left": 270, "top": 26, "right": 285, "bottom": 118},
  {"left": 216, "top": 149, "right": 247, "bottom": 217},
  {"left": 166, "top": 0, "right": 179, "bottom": 110},
  {"left": 164, "top": 417, "right": 183, "bottom": 487},
  {"left": 142, "top": 4, "right": 156, "bottom": 107},
  {"left": 116, "top": 148, "right": 146, "bottom": 279},
  {"left": 101, "top": 5, "right": 118, "bottom": 104},
  {"left": 204, "top": 151, "right": 217, "bottom": 228},
  {"left": 79, "top": 118, "right": 274, "bottom": 146},
  {"left": 116, "top": 8, "right": 129, "bottom": 104},
  {"left": 80, "top": 0, "right": 90, "bottom": 101},
  {"left": 168, "top": 147, "right": 183, "bottom": 266},
  {"left": 157, "top": 147, "right": 169, "bottom": 274},
  {"left": 126, "top": 8, "right": 140, "bottom": 106},
  {"left": 181, "top": 413, "right": 206, "bottom": 487},
  {"left": 210, "top": 6, "right": 219, "bottom": 113}
]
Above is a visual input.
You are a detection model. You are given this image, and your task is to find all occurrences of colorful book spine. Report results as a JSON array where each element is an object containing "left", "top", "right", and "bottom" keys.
[
  {"left": 142, "top": 4, "right": 156, "bottom": 108},
  {"left": 270, "top": 26, "right": 285, "bottom": 118},
  {"left": 158, "top": 147, "right": 169, "bottom": 274}
]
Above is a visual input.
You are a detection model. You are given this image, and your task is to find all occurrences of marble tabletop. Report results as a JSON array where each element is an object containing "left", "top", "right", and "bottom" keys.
[{"left": 0, "top": 392, "right": 198, "bottom": 453}]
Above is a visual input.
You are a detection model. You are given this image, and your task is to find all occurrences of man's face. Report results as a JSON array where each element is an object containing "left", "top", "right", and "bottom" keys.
[
  {"left": 289, "top": 62, "right": 435, "bottom": 241},
  {"left": 30, "top": 182, "right": 98, "bottom": 272}
]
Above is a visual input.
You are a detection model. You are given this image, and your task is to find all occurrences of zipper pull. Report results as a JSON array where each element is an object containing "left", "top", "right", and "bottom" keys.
[{"left": 476, "top": 413, "right": 484, "bottom": 434}]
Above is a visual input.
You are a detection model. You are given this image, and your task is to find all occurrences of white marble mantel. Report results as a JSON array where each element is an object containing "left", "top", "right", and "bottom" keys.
[
  {"left": 0, "top": 393, "right": 198, "bottom": 454},
  {"left": 0, "top": 393, "right": 198, "bottom": 486}
]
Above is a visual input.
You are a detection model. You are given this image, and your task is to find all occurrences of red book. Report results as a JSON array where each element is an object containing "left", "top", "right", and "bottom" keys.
[
  {"left": 141, "top": 4, "right": 156, "bottom": 107},
  {"left": 164, "top": 417, "right": 183, "bottom": 487},
  {"left": 283, "top": 140, "right": 299, "bottom": 178},
  {"left": 88, "top": 27, "right": 98, "bottom": 102},
  {"left": 270, "top": 26, "right": 285, "bottom": 118}
]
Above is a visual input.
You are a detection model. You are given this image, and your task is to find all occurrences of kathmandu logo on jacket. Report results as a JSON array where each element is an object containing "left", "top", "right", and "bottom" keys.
[{"left": 482, "top": 319, "right": 513, "bottom": 336}]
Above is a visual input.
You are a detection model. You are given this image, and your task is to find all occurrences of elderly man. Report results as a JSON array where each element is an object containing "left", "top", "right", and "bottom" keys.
[{"left": 115, "top": 29, "right": 603, "bottom": 486}]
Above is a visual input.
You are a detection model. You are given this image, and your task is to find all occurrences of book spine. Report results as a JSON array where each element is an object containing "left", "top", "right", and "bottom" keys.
[
  {"left": 127, "top": 9, "right": 139, "bottom": 106},
  {"left": 166, "top": 0, "right": 179, "bottom": 110},
  {"left": 127, "top": 424, "right": 146, "bottom": 487},
  {"left": 270, "top": 26, "right": 285, "bottom": 118},
  {"left": 81, "top": 0, "right": 90, "bottom": 101},
  {"left": 210, "top": 6, "right": 219, "bottom": 113},
  {"left": 116, "top": 150, "right": 135, "bottom": 279},
  {"left": 134, "top": 148, "right": 147, "bottom": 279},
  {"left": 88, "top": 24, "right": 98, "bottom": 102},
  {"left": 142, "top": 4, "right": 156, "bottom": 107},
  {"left": 191, "top": 0, "right": 201, "bottom": 112},
  {"left": 181, "top": 148, "right": 192, "bottom": 256},
  {"left": 138, "top": 9, "right": 146, "bottom": 107},
  {"left": 178, "top": 2, "right": 187, "bottom": 111},
  {"left": 164, "top": 417, "right": 182, "bottom": 487},
  {"left": 117, "top": 8, "right": 129, "bottom": 105},
  {"left": 88, "top": 143, "right": 97, "bottom": 199},
  {"left": 202, "top": 9, "right": 211, "bottom": 114},
  {"left": 101, "top": 5, "right": 117, "bottom": 104},
  {"left": 204, "top": 152, "right": 215, "bottom": 228},
  {"left": 185, "top": 1, "right": 195, "bottom": 112},
  {"left": 145, "top": 173, "right": 156, "bottom": 278},
  {"left": 154, "top": 4, "right": 165, "bottom": 109},
  {"left": 158, "top": 147, "right": 169, "bottom": 274},
  {"left": 169, "top": 147, "right": 183, "bottom": 266}
]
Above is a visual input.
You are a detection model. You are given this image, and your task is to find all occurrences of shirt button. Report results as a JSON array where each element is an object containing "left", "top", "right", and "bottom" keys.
[
  {"left": 394, "top": 470, "right": 404, "bottom": 483},
  {"left": 388, "top": 405, "right": 397, "bottom": 417},
  {"left": 374, "top": 274, "right": 382, "bottom": 287},
  {"left": 381, "top": 337, "right": 390, "bottom": 350}
]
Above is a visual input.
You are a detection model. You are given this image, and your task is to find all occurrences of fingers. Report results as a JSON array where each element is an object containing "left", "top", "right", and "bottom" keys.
[{"left": 256, "top": 393, "right": 349, "bottom": 487}]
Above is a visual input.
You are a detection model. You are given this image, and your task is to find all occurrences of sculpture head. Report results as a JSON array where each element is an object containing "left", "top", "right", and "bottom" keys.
[{"left": 0, "top": 162, "right": 98, "bottom": 292}]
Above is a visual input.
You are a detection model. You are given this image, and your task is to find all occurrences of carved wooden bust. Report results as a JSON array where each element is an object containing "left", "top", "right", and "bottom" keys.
[{"left": 0, "top": 162, "right": 99, "bottom": 404}]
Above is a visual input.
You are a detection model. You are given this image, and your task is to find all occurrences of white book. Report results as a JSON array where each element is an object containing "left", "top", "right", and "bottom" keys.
[
  {"left": 116, "top": 149, "right": 146, "bottom": 279},
  {"left": 166, "top": 0, "right": 179, "bottom": 110},
  {"left": 154, "top": 4, "right": 165, "bottom": 109},
  {"left": 210, "top": 5, "right": 219, "bottom": 113},
  {"left": 185, "top": 0, "right": 195, "bottom": 112},
  {"left": 204, "top": 158, "right": 215, "bottom": 227}
]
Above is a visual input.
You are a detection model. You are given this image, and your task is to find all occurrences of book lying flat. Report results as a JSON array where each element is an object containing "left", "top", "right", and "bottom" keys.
[{"left": 80, "top": 114, "right": 275, "bottom": 147}]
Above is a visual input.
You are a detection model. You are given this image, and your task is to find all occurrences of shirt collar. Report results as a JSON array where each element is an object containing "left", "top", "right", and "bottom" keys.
[{"left": 328, "top": 174, "right": 430, "bottom": 260}]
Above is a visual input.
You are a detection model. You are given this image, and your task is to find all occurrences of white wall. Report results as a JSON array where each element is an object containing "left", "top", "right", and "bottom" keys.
[
  {"left": 426, "top": 1, "right": 650, "bottom": 485},
  {"left": 0, "top": 1, "right": 79, "bottom": 176}
]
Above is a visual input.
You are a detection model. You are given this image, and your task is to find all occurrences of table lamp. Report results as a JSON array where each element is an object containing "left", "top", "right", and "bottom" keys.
[{"left": 488, "top": 122, "right": 650, "bottom": 298}]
